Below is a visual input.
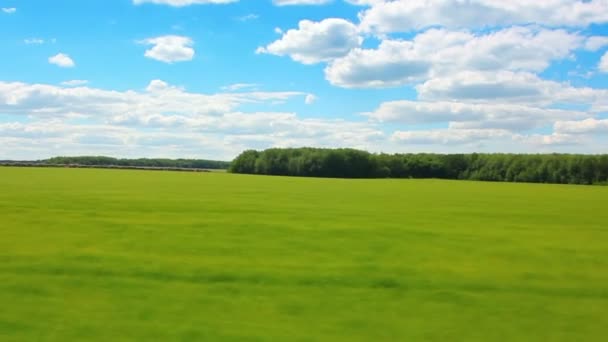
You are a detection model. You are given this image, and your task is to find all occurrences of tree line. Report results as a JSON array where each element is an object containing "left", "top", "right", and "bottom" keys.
[
  {"left": 229, "top": 148, "right": 608, "bottom": 185},
  {"left": 42, "top": 156, "right": 230, "bottom": 170}
]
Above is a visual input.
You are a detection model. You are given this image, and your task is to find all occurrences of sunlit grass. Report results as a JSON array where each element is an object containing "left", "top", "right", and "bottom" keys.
[{"left": 1, "top": 167, "right": 607, "bottom": 341}]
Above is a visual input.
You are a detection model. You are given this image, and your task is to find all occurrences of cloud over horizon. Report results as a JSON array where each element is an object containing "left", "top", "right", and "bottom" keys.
[{"left": 1, "top": 0, "right": 608, "bottom": 159}]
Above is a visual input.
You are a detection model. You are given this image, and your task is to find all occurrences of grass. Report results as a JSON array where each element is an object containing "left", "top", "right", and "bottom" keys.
[{"left": 0, "top": 167, "right": 607, "bottom": 341}]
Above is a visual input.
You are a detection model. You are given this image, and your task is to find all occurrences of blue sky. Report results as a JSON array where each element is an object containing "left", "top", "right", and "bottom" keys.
[{"left": 1, "top": 0, "right": 608, "bottom": 160}]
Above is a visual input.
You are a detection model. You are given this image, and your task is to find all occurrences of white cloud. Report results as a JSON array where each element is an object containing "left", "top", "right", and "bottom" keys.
[
  {"left": 0, "top": 80, "right": 385, "bottom": 160},
  {"left": 554, "top": 118, "right": 608, "bottom": 134},
  {"left": 61, "top": 80, "right": 89, "bottom": 87},
  {"left": 517, "top": 132, "right": 582, "bottom": 146},
  {"left": 358, "top": 0, "right": 608, "bottom": 33},
  {"left": 0, "top": 120, "right": 235, "bottom": 160},
  {"left": 326, "top": 27, "right": 584, "bottom": 88},
  {"left": 584, "top": 36, "right": 608, "bottom": 51},
  {"left": 273, "top": 0, "right": 331, "bottom": 5},
  {"left": 1, "top": 7, "right": 16, "bottom": 14},
  {"left": 139, "top": 35, "right": 195, "bottom": 63},
  {"left": 5, "top": 0, "right": 608, "bottom": 162},
  {"left": 221, "top": 83, "right": 259, "bottom": 91},
  {"left": 48, "top": 53, "right": 75, "bottom": 68},
  {"left": 0, "top": 80, "right": 306, "bottom": 120},
  {"left": 1, "top": 76, "right": 606, "bottom": 158},
  {"left": 133, "top": 0, "right": 237, "bottom": 6},
  {"left": 145, "top": 79, "right": 174, "bottom": 92},
  {"left": 367, "top": 100, "right": 588, "bottom": 132},
  {"left": 221, "top": 115, "right": 383, "bottom": 151},
  {"left": 110, "top": 111, "right": 383, "bottom": 148},
  {"left": 24, "top": 38, "right": 44, "bottom": 45},
  {"left": 391, "top": 128, "right": 583, "bottom": 150},
  {"left": 0, "top": 121, "right": 128, "bottom": 141},
  {"left": 257, "top": 18, "right": 362, "bottom": 64},
  {"left": 305, "top": 94, "right": 317, "bottom": 104},
  {"left": 417, "top": 71, "right": 557, "bottom": 103},
  {"left": 600, "top": 52, "right": 608, "bottom": 73},
  {"left": 392, "top": 128, "right": 513, "bottom": 145},
  {"left": 416, "top": 70, "right": 608, "bottom": 107},
  {"left": 325, "top": 39, "right": 431, "bottom": 88}
]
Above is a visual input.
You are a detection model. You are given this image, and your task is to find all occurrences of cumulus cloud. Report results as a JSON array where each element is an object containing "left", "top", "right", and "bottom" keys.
[
  {"left": 305, "top": 94, "right": 317, "bottom": 104},
  {"left": 391, "top": 127, "right": 581, "bottom": 150},
  {"left": 392, "top": 128, "right": 513, "bottom": 145},
  {"left": 326, "top": 27, "right": 585, "bottom": 88},
  {"left": 257, "top": 18, "right": 362, "bottom": 64},
  {"left": 554, "top": 118, "right": 608, "bottom": 134},
  {"left": 0, "top": 80, "right": 385, "bottom": 160},
  {"left": 0, "top": 120, "right": 234, "bottom": 160},
  {"left": 1, "top": 7, "right": 16, "bottom": 14},
  {"left": 107, "top": 110, "right": 383, "bottom": 150},
  {"left": 0, "top": 80, "right": 307, "bottom": 120},
  {"left": 2, "top": 77, "right": 605, "bottom": 158},
  {"left": 584, "top": 36, "right": 608, "bottom": 51},
  {"left": 0, "top": 80, "right": 379, "bottom": 151},
  {"left": 600, "top": 52, "right": 608, "bottom": 73},
  {"left": 6, "top": 0, "right": 608, "bottom": 158},
  {"left": 0, "top": 121, "right": 128, "bottom": 141},
  {"left": 357, "top": 0, "right": 608, "bottom": 33},
  {"left": 367, "top": 100, "right": 589, "bottom": 132},
  {"left": 325, "top": 39, "right": 431, "bottom": 88},
  {"left": 139, "top": 35, "right": 195, "bottom": 63},
  {"left": 417, "top": 71, "right": 544, "bottom": 102},
  {"left": 133, "top": 0, "right": 237, "bottom": 6},
  {"left": 48, "top": 53, "right": 75, "bottom": 68},
  {"left": 416, "top": 71, "right": 608, "bottom": 107},
  {"left": 517, "top": 132, "right": 582, "bottom": 146}
]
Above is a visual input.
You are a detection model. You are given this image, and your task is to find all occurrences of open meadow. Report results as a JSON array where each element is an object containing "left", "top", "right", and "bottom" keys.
[{"left": 1, "top": 167, "right": 607, "bottom": 341}]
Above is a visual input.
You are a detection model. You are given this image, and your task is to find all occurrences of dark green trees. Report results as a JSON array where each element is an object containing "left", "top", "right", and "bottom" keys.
[
  {"left": 43, "top": 156, "right": 230, "bottom": 170},
  {"left": 230, "top": 148, "right": 608, "bottom": 185}
]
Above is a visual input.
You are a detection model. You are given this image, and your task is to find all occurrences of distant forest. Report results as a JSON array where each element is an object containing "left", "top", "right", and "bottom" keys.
[
  {"left": 40, "top": 156, "right": 231, "bottom": 170},
  {"left": 230, "top": 148, "right": 608, "bottom": 185}
]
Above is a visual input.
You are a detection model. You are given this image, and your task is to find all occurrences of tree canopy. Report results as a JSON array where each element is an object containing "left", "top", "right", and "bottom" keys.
[
  {"left": 43, "top": 156, "right": 230, "bottom": 170},
  {"left": 230, "top": 148, "right": 608, "bottom": 185}
]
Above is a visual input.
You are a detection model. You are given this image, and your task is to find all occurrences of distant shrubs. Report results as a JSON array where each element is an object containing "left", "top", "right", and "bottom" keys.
[
  {"left": 230, "top": 148, "right": 608, "bottom": 185},
  {"left": 43, "top": 156, "right": 230, "bottom": 170}
]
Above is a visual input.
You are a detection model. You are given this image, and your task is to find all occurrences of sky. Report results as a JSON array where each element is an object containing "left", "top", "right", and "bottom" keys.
[{"left": 1, "top": 0, "right": 608, "bottom": 161}]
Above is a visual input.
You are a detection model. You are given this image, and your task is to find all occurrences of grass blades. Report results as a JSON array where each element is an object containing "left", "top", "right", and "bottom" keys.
[{"left": 1, "top": 167, "right": 607, "bottom": 341}]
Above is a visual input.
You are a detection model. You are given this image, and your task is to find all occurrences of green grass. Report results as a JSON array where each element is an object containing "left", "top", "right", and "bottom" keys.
[{"left": 1, "top": 167, "right": 607, "bottom": 341}]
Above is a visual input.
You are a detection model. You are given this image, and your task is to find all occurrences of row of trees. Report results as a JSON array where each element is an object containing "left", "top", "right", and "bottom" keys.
[
  {"left": 230, "top": 148, "right": 608, "bottom": 185},
  {"left": 43, "top": 156, "right": 230, "bottom": 170}
]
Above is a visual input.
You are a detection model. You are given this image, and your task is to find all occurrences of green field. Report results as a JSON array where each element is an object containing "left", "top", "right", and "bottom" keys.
[{"left": 1, "top": 167, "right": 607, "bottom": 341}]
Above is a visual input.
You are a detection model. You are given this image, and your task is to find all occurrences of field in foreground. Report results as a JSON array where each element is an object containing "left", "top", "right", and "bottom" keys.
[{"left": 1, "top": 167, "right": 607, "bottom": 341}]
